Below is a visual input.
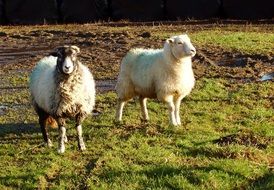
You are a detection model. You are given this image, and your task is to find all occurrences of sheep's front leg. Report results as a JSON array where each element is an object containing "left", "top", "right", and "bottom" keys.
[
  {"left": 76, "top": 114, "right": 86, "bottom": 151},
  {"left": 116, "top": 99, "right": 126, "bottom": 121},
  {"left": 163, "top": 96, "right": 177, "bottom": 126},
  {"left": 139, "top": 97, "right": 149, "bottom": 121},
  {"left": 57, "top": 118, "right": 66, "bottom": 153},
  {"left": 174, "top": 96, "right": 183, "bottom": 126}
]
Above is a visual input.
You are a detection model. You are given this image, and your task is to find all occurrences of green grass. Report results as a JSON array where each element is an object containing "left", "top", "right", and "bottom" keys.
[
  {"left": 191, "top": 31, "right": 274, "bottom": 55},
  {"left": 152, "top": 29, "right": 274, "bottom": 55},
  {"left": 0, "top": 78, "right": 273, "bottom": 189}
]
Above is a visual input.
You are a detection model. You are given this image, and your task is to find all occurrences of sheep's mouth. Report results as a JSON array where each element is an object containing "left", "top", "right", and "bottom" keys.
[
  {"left": 63, "top": 69, "right": 73, "bottom": 74},
  {"left": 187, "top": 52, "right": 196, "bottom": 57},
  {"left": 62, "top": 65, "right": 75, "bottom": 74}
]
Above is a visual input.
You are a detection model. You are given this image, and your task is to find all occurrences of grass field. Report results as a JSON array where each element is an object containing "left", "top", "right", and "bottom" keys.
[{"left": 0, "top": 23, "right": 273, "bottom": 189}]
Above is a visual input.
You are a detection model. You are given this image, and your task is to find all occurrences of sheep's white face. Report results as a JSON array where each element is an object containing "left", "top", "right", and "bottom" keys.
[
  {"left": 167, "top": 34, "right": 196, "bottom": 59},
  {"left": 53, "top": 45, "right": 80, "bottom": 75},
  {"left": 62, "top": 57, "right": 74, "bottom": 74}
]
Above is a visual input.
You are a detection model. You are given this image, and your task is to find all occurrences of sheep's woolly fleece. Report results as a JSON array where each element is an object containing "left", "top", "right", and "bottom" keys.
[
  {"left": 116, "top": 34, "right": 196, "bottom": 125},
  {"left": 29, "top": 56, "right": 95, "bottom": 117},
  {"left": 116, "top": 36, "right": 195, "bottom": 101}
]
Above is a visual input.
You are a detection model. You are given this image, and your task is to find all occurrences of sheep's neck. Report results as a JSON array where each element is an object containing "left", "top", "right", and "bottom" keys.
[
  {"left": 53, "top": 69, "right": 82, "bottom": 117},
  {"left": 165, "top": 56, "right": 193, "bottom": 72}
]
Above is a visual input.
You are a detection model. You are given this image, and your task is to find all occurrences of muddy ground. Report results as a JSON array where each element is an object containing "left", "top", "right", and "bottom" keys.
[{"left": 0, "top": 23, "right": 273, "bottom": 92}]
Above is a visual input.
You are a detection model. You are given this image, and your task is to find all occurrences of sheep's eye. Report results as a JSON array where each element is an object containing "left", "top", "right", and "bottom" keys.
[{"left": 177, "top": 42, "right": 183, "bottom": 45}]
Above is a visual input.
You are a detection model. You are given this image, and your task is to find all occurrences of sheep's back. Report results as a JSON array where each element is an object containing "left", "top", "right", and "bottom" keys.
[
  {"left": 122, "top": 48, "right": 163, "bottom": 89},
  {"left": 123, "top": 48, "right": 162, "bottom": 68},
  {"left": 118, "top": 47, "right": 195, "bottom": 99}
]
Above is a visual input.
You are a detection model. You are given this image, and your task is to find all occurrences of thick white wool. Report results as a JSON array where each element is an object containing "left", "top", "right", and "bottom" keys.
[
  {"left": 116, "top": 35, "right": 195, "bottom": 102},
  {"left": 116, "top": 34, "right": 196, "bottom": 125},
  {"left": 30, "top": 55, "right": 95, "bottom": 117}
]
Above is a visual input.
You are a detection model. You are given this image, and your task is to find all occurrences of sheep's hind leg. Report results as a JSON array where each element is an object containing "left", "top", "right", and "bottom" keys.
[
  {"left": 63, "top": 134, "right": 68, "bottom": 143},
  {"left": 57, "top": 118, "right": 66, "bottom": 153},
  {"left": 116, "top": 99, "right": 126, "bottom": 121},
  {"left": 39, "top": 117, "right": 53, "bottom": 147},
  {"left": 139, "top": 97, "right": 149, "bottom": 121},
  {"left": 36, "top": 105, "right": 53, "bottom": 147},
  {"left": 76, "top": 114, "right": 86, "bottom": 151}
]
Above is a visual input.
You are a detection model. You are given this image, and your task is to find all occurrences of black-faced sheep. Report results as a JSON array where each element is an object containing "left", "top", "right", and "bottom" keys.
[
  {"left": 115, "top": 34, "right": 196, "bottom": 126},
  {"left": 29, "top": 45, "right": 95, "bottom": 153}
]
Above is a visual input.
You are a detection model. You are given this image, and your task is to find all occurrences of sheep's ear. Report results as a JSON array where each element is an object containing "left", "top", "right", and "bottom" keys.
[
  {"left": 167, "top": 38, "right": 174, "bottom": 44},
  {"left": 71, "top": 46, "right": 80, "bottom": 54},
  {"left": 49, "top": 47, "right": 64, "bottom": 57},
  {"left": 49, "top": 51, "right": 58, "bottom": 57}
]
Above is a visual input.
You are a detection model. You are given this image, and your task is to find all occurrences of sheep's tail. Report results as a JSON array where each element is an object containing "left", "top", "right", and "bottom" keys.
[{"left": 46, "top": 116, "right": 58, "bottom": 129}]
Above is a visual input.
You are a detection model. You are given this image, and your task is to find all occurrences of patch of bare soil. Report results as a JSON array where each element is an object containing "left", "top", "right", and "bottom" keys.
[
  {"left": 0, "top": 24, "right": 273, "bottom": 91},
  {"left": 213, "top": 130, "right": 273, "bottom": 149},
  {"left": 193, "top": 46, "right": 274, "bottom": 83}
]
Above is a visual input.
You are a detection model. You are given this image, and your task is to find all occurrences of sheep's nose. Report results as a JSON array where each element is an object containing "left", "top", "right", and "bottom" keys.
[
  {"left": 65, "top": 66, "right": 70, "bottom": 69},
  {"left": 189, "top": 49, "right": 196, "bottom": 57}
]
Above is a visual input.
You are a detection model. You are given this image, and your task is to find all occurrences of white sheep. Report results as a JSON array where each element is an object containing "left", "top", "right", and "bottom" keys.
[
  {"left": 115, "top": 34, "right": 196, "bottom": 126},
  {"left": 29, "top": 45, "right": 95, "bottom": 153}
]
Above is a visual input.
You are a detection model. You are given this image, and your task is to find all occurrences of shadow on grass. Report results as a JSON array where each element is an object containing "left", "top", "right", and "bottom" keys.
[
  {"left": 0, "top": 174, "right": 38, "bottom": 189},
  {"left": 247, "top": 171, "right": 274, "bottom": 190},
  {"left": 0, "top": 173, "right": 77, "bottom": 189},
  {"left": 0, "top": 123, "right": 40, "bottom": 137},
  {"left": 95, "top": 164, "right": 248, "bottom": 189},
  {"left": 143, "top": 165, "right": 248, "bottom": 186},
  {"left": 0, "top": 123, "right": 44, "bottom": 145}
]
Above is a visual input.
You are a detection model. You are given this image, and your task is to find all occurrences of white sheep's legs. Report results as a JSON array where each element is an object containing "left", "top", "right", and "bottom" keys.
[
  {"left": 47, "top": 139, "right": 53, "bottom": 147},
  {"left": 139, "top": 97, "right": 149, "bottom": 121},
  {"left": 76, "top": 124, "right": 86, "bottom": 151},
  {"left": 58, "top": 126, "right": 66, "bottom": 154},
  {"left": 63, "top": 134, "right": 68, "bottom": 143},
  {"left": 75, "top": 114, "right": 86, "bottom": 151},
  {"left": 57, "top": 118, "right": 66, "bottom": 153},
  {"left": 164, "top": 96, "right": 177, "bottom": 126},
  {"left": 116, "top": 99, "right": 126, "bottom": 121},
  {"left": 174, "top": 96, "right": 183, "bottom": 126}
]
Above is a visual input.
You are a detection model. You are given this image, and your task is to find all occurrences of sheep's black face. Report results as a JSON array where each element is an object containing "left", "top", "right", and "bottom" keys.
[{"left": 51, "top": 46, "right": 80, "bottom": 75}]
